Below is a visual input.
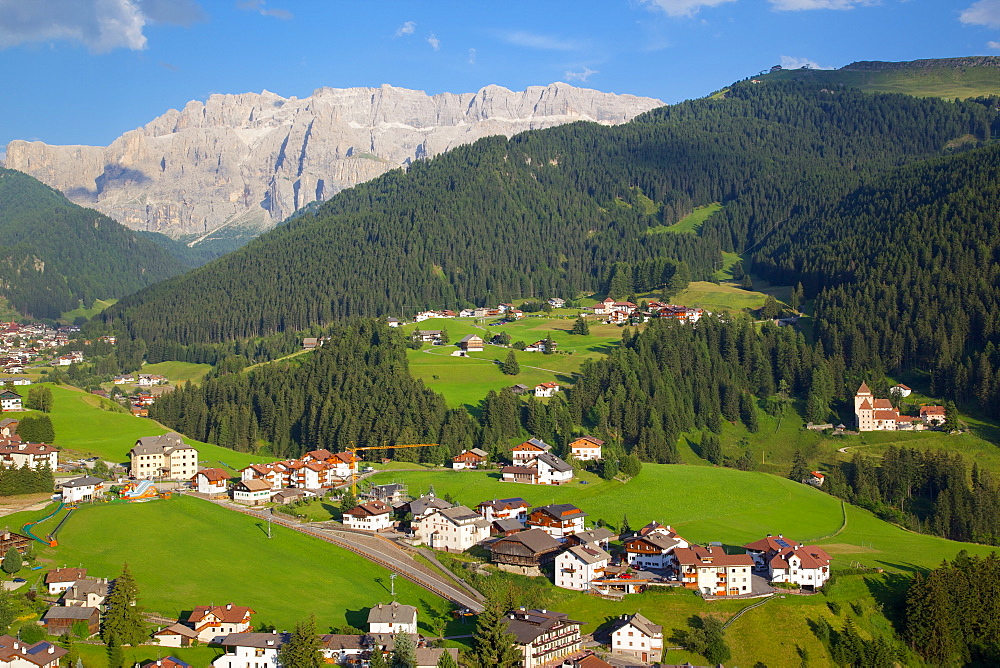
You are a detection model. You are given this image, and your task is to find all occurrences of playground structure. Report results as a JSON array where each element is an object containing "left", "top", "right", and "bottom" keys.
[
  {"left": 121, "top": 480, "right": 161, "bottom": 501},
  {"left": 22, "top": 503, "right": 77, "bottom": 547}
]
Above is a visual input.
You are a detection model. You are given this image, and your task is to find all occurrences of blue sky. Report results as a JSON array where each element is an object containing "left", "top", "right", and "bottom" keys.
[{"left": 1, "top": 0, "right": 999, "bottom": 150}]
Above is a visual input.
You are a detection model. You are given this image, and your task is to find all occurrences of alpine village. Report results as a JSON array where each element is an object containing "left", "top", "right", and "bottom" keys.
[{"left": 5, "top": 4, "right": 1000, "bottom": 667}]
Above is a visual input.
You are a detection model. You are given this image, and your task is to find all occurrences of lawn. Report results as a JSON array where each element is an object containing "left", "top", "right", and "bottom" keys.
[
  {"left": 138, "top": 361, "right": 212, "bottom": 385},
  {"left": 19, "top": 495, "right": 454, "bottom": 633},
  {"left": 404, "top": 318, "right": 623, "bottom": 409},
  {"left": 367, "top": 464, "right": 846, "bottom": 544},
  {"left": 668, "top": 281, "right": 770, "bottom": 313},
  {"left": 75, "top": 644, "right": 223, "bottom": 668},
  {"left": 60, "top": 298, "right": 117, "bottom": 323},
  {"left": 42, "top": 383, "right": 267, "bottom": 472},
  {"left": 647, "top": 202, "right": 723, "bottom": 235}
]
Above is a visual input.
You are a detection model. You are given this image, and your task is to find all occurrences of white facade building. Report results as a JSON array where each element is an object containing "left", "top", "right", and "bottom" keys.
[{"left": 554, "top": 544, "right": 609, "bottom": 590}]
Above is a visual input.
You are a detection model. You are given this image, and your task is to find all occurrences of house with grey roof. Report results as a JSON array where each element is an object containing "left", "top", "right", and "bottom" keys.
[
  {"left": 554, "top": 544, "right": 611, "bottom": 590},
  {"left": 503, "top": 608, "right": 582, "bottom": 668},
  {"left": 129, "top": 432, "right": 198, "bottom": 480},
  {"left": 58, "top": 475, "right": 105, "bottom": 504},
  {"left": 367, "top": 602, "right": 417, "bottom": 635},
  {"left": 415, "top": 505, "right": 491, "bottom": 552},
  {"left": 609, "top": 612, "right": 663, "bottom": 664},
  {"left": 213, "top": 632, "right": 289, "bottom": 668}
]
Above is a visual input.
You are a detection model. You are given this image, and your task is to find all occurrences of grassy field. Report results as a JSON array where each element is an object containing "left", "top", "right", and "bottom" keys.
[
  {"left": 16, "top": 495, "right": 454, "bottom": 633},
  {"left": 668, "top": 281, "right": 770, "bottom": 313},
  {"left": 138, "top": 361, "right": 213, "bottom": 385},
  {"left": 60, "top": 298, "right": 117, "bottom": 323},
  {"left": 647, "top": 203, "right": 723, "bottom": 235},
  {"left": 762, "top": 64, "right": 1000, "bottom": 99},
  {"left": 75, "top": 643, "right": 223, "bottom": 668},
  {"left": 404, "top": 318, "right": 623, "bottom": 409},
  {"left": 42, "top": 383, "right": 267, "bottom": 472}
]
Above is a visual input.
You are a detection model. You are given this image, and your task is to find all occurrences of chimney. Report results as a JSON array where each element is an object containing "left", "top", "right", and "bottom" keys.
[
  {"left": 226, "top": 603, "right": 232, "bottom": 610},
  {"left": 778, "top": 534, "right": 783, "bottom": 538},
  {"left": 766, "top": 533, "right": 772, "bottom": 538},
  {"left": 48, "top": 646, "right": 54, "bottom": 654}
]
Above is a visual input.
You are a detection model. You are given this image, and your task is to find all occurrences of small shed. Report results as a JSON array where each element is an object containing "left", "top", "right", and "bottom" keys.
[
  {"left": 489, "top": 528, "right": 562, "bottom": 567},
  {"left": 43, "top": 606, "right": 100, "bottom": 636}
]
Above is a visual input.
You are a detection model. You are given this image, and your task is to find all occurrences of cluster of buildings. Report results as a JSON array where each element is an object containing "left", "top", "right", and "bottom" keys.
[
  {"left": 113, "top": 373, "right": 168, "bottom": 387},
  {"left": 0, "top": 322, "right": 74, "bottom": 375},
  {"left": 451, "top": 436, "right": 602, "bottom": 485},
  {"left": 0, "top": 424, "right": 59, "bottom": 470},
  {"left": 853, "top": 382, "right": 946, "bottom": 432},
  {"left": 587, "top": 299, "right": 704, "bottom": 325}
]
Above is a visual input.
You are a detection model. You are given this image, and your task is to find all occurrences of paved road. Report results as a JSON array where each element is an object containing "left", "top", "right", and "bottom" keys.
[{"left": 203, "top": 497, "right": 484, "bottom": 612}]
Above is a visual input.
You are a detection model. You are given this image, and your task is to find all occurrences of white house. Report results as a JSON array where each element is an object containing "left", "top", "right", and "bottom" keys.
[
  {"left": 188, "top": 604, "right": 255, "bottom": 644},
  {"left": 192, "top": 468, "right": 230, "bottom": 497},
  {"left": 672, "top": 545, "right": 755, "bottom": 596},
  {"left": 535, "top": 452, "right": 574, "bottom": 484},
  {"left": 343, "top": 501, "right": 394, "bottom": 532},
  {"left": 890, "top": 383, "right": 912, "bottom": 398},
  {"left": 511, "top": 438, "right": 552, "bottom": 463},
  {"left": 554, "top": 544, "right": 609, "bottom": 590},
  {"left": 129, "top": 433, "right": 198, "bottom": 480},
  {"left": 367, "top": 602, "right": 418, "bottom": 635},
  {"left": 213, "top": 632, "right": 288, "bottom": 668},
  {"left": 526, "top": 504, "right": 587, "bottom": 539},
  {"left": 45, "top": 568, "right": 87, "bottom": 596},
  {"left": 569, "top": 436, "right": 604, "bottom": 461},
  {"left": 0, "top": 636, "right": 67, "bottom": 667},
  {"left": 415, "top": 505, "right": 492, "bottom": 552},
  {"left": 503, "top": 609, "right": 582, "bottom": 668},
  {"left": 477, "top": 497, "right": 530, "bottom": 524},
  {"left": 768, "top": 545, "right": 832, "bottom": 589},
  {"left": 623, "top": 524, "right": 689, "bottom": 571},
  {"left": 0, "top": 442, "right": 59, "bottom": 471},
  {"left": 232, "top": 479, "right": 272, "bottom": 506},
  {"left": 609, "top": 613, "right": 663, "bottom": 664},
  {"left": 58, "top": 476, "right": 105, "bottom": 504},
  {"left": 548, "top": 298, "right": 565, "bottom": 308},
  {"left": 534, "top": 383, "right": 560, "bottom": 398},
  {"left": 0, "top": 390, "right": 22, "bottom": 411}
]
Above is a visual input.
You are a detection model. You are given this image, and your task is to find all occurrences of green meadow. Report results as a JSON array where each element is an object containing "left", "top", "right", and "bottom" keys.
[
  {"left": 647, "top": 202, "right": 723, "bottom": 235},
  {"left": 42, "top": 383, "right": 267, "bottom": 472},
  {"left": 137, "top": 361, "right": 212, "bottom": 385},
  {"left": 15, "top": 495, "right": 453, "bottom": 633},
  {"left": 762, "top": 64, "right": 1000, "bottom": 100},
  {"left": 60, "top": 298, "right": 117, "bottom": 324}
]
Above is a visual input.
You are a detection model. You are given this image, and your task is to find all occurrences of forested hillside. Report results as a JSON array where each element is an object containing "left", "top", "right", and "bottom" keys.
[
  {"left": 101, "top": 82, "right": 992, "bottom": 344},
  {"left": 749, "top": 141, "right": 1000, "bottom": 420},
  {"left": 0, "top": 168, "right": 186, "bottom": 318}
]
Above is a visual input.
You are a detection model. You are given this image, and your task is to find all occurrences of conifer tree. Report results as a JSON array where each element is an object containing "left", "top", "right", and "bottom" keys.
[
  {"left": 370, "top": 648, "right": 388, "bottom": 668},
  {"left": 500, "top": 350, "right": 520, "bottom": 376},
  {"left": 391, "top": 631, "right": 416, "bottom": 668},
  {"left": 436, "top": 650, "right": 459, "bottom": 668},
  {"left": 278, "top": 616, "right": 322, "bottom": 668},
  {"left": 571, "top": 316, "right": 590, "bottom": 336},
  {"left": 101, "top": 563, "right": 145, "bottom": 647},
  {"left": 469, "top": 600, "right": 520, "bottom": 668},
  {"left": 789, "top": 450, "right": 810, "bottom": 483}
]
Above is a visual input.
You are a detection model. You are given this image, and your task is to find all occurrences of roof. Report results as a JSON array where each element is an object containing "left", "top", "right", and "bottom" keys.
[
  {"left": 503, "top": 609, "right": 582, "bottom": 644},
  {"left": 611, "top": 612, "right": 662, "bottom": 638},
  {"left": 570, "top": 436, "right": 605, "bottom": 447},
  {"left": 771, "top": 545, "right": 833, "bottom": 570},
  {"left": 64, "top": 578, "right": 109, "bottom": 598},
  {"left": 459, "top": 334, "right": 483, "bottom": 343},
  {"left": 743, "top": 535, "right": 803, "bottom": 552},
  {"left": 415, "top": 648, "right": 460, "bottom": 668},
  {"left": 674, "top": 545, "right": 754, "bottom": 567},
  {"left": 367, "top": 602, "right": 417, "bottom": 625},
  {"left": 514, "top": 438, "right": 552, "bottom": 452},
  {"left": 141, "top": 657, "right": 191, "bottom": 668},
  {"left": 478, "top": 497, "right": 529, "bottom": 512},
  {"left": 194, "top": 468, "right": 229, "bottom": 483},
  {"left": 407, "top": 495, "right": 452, "bottom": 516},
  {"left": 0, "top": 636, "right": 68, "bottom": 667},
  {"left": 492, "top": 518, "right": 524, "bottom": 533},
  {"left": 320, "top": 634, "right": 365, "bottom": 651},
  {"left": 564, "top": 544, "right": 610, "bottom": 565},
  {"left": 531, "top": 504, "right": 586, "bottom": 521},
  {"left": 60, "top": 475, "right": 104, "bottom": 489},
  {"left": 190, "top": 604, "right": 254, "bottom": 625},
  {"left": 625, "top": 532, "right": 682, "bottom": 552},
  {"left": 218, "top": 632, "right": 290, "bottom": 649},
  {"left": 46, "top": 567, "right": 86, "bottom": 584},
  {"left": 491, "top": 528, "right": 562, "bottom": 554},
  {"left": 43, "top": 606, "right": 99, "bottom": 621},
  {"left": 920, "top": 405, "right": 946, "bottom": 415},
  {"left": 874, "top": 410, "right": 898, "bottom": 420},
  {"left": 573, "top": 654, "right": 614, "bottom": 668},
  {"left": 873, "top": 398, "right": 893, "bottom": 409},
  {"left": 131, "top": 432, "right": 192, "bottom": 456},
  {"left": 435, "top": 505, "right": 486, "bottom": 525},
  {"left": 536, "top": 451, "right": 572, "bottom": 473},
  {"left": 469, "top": 447, "right": 488, "bottom": 457},
  {"left": 571, "top": 528, "right": 614, "bottom": 544},
  {"left": 154, "top": 623, "right": 200, "bottom": 639},
  {"left": 346, "top": 501, "right": 392, "bottom": 517},
  {"left": 500, "top": 465, "right": 537, "bottom": 475},
  {"left": 237, "top": 479, "right": 272, "bottom": 492},
  {"left": 856, "top": 382, "right": 871, "bottom": 395}
]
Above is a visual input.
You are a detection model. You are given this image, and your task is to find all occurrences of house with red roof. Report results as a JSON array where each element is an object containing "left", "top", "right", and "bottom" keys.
[
  {"left": 743, "top": 534, "right": 832, "bottom": 590},
  {"left": 569, "top": 436, "right": 604, "bottom": 461},
  {"left": 672, "top": 545, "right": 754, "bottom": 596},
  {"left": 193, "top": 468, "right": 230, "bottom": 497},
  {"left": 187, "top": 603, "right": 255, "bottom": 643},
  {"left": 343, "top": 501, "right": 394, "bottom": 532}
]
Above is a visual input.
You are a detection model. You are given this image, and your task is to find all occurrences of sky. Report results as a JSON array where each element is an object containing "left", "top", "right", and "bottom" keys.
[{"left": 2, "top": 0, "right": 1000, "bottom": 152}]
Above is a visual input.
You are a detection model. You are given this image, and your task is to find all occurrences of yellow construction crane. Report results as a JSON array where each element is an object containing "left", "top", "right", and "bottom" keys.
[{"left": 346, "top": 443, "right": 437, "bottom": 496}]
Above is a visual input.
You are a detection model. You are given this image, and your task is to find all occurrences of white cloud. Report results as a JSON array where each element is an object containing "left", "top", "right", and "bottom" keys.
[
  {"left": 503, "top": 31, "right": 584, "bottom": 51},
  {"left": 988, "top": 40, "right": 1000, "bottom": 48},
  {"left": 395, "top": 20, "right": 415, "bottom": 36},
  {"left": 468, "top": 47, "right": 476, "bottom": 65},
  {"left": 769, "top": 0, "right": 875, "bottom": 10},
  {"left": 565, "top": 66, "right": 598, "bottom": 82},
  {"left": 238, "top": 0, "right": 292, "bottom": 20},
  {"left": 0, "top": 0, "right": 155, "bottom": 52},
  {"left": 639, "top": 0, "right": 737, "bottom": 18},
  {"left": 427, "top": 33, "right": 440, "bottom": 51},
  {"left": 780, "top": 55, "right": 833, "bottom": 69},
  {"left": 961, "top": 0, "right": 1000, "bottom": 27}
]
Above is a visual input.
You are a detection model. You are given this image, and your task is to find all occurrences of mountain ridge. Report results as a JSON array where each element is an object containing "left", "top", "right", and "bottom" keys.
[{"left": 4, "top": 82, "right": 662, "bottom": 241}]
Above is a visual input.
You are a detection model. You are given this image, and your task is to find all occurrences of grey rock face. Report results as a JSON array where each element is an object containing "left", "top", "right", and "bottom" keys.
[{"left": 5, "top": 83, "right": 662, "bottom": 239}]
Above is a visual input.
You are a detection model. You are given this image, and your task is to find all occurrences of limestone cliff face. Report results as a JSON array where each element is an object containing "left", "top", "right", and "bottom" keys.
[{"left": 5, "top": 83, "right": 663, "bottom": 239}]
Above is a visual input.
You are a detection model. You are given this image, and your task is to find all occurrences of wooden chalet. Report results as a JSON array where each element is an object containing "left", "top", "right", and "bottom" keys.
[
  {"left": 526, "top": 504, "right": 587, "bottom": 538},
  {"left": 489, "top": 528, "right": 563, "bottom": 567},
  {"left": 0, "top": 530, "right": 31, "bottom": 555}
]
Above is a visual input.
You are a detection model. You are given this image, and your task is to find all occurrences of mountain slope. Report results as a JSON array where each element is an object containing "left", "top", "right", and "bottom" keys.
[
  {"left": 0, "top": 168, "right": 187, "bottom": 319},
  {"left": 4, "top": 83, "right": 662, "bottom": 241},
  {"left": 99, "top": 81, "right": 993, "bottom": 345},
  {"left": 759, "top": 56, "right": 1000, "bottom": 99}
]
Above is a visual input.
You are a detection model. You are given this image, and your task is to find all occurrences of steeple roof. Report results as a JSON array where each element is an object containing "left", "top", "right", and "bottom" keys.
[{"left": 857, "top": 382, "right": 871, "bottom": 395}]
